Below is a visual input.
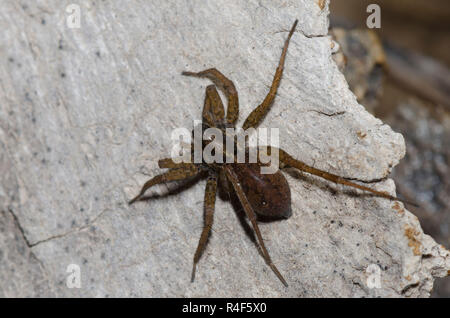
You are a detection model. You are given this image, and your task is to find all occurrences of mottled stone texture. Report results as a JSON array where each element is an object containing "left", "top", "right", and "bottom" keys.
[{"left": 0, "top": 0, "right": 448, "bottom": 297}]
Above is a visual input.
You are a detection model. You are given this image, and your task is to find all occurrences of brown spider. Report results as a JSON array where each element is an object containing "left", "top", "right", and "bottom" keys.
[{"left": 129, "top": 20, "right": 414, "bottom": 287}]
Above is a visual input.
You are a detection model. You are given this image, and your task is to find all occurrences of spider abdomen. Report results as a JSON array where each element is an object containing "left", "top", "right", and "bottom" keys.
[{"left": 231, "top": 164, "right": 292, "bottom": 219}]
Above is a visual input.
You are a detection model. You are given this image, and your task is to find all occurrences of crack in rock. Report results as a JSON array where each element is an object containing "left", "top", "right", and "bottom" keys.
[{"left": 9, "top": 207, "right": 110, "bottom": 248}]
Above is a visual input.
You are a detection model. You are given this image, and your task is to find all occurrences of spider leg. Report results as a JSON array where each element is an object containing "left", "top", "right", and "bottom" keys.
[
  {"left": 191, "top": 174, "right": 218, "bottom": 282},
  {"left": 128, "top": 164, "right": 199, "bottom": 204},
  {"left": 242, "top": 20, "right": 298, "bottom": 131},
  {"left": 275, "top": 147, "right": 418, "bottom": 207},
  {"left": 182, "top": 68, "right": 239, "bottom": 125},
  {"left": 158, "top": 158, "right": 195, "bottom": 169},
  {"left": 224, "top": 165, "right": 288, "bottom": 287},
  {"left": 203, "top": 85, "right": 225, "bottom": 127}
]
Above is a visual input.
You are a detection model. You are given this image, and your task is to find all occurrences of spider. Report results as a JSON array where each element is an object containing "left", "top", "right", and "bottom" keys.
[{"left": 129, "top": 20, "right": 414, "bottom": 287}]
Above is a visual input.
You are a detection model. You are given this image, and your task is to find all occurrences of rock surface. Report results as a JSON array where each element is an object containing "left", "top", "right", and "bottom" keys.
[{"left": 0, "top": 0, "right": 448, "bottom": 297}]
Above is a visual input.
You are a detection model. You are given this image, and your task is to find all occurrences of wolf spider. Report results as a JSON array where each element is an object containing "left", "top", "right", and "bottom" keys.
[{"left": 129, "top": 20, "right": 413, "bottom": 286}]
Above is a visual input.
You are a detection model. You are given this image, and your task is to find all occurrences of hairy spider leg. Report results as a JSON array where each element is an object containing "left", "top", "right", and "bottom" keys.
[
  {"left": 242, "top": 19, "right": 298, "bottom": 131},
  {"left": 128, "top": 164, "right": 199, "bottom": 204},
  {"left": 158, "top": 158, "right": 197, "bottom": 169},
  {"left": 224, "top": 165, "right": 289, "bottom": 287},
  {"left": 182, "top": 68, "right": 239, "bottom": 125},
  {"left": 191, "top": 174, "right": 218, "bottom": 282},
  {"left": 262, "top": 146, "right": 418, "bottom": 207},
  {"left": 203, "top": 85, "right": 225, "bottom": 126}
]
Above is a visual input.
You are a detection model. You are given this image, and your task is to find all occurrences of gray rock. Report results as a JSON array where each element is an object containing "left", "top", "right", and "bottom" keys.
[
  {"left": 0, "top": 210, "right": 55, "bottom": 297},
  {"left": 0, "top": 0, "right": 448, "bottom": 297}
]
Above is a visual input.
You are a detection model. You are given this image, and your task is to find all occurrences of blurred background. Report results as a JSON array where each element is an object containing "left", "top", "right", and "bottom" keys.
[{"left": 329, "top": 0, "right": 450, "bottom": 297}]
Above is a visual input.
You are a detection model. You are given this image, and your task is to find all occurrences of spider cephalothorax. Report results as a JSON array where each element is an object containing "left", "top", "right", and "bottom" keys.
[{"left": 129, "top": 20, "right": 412, "bottom": 286}]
